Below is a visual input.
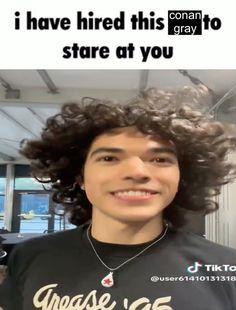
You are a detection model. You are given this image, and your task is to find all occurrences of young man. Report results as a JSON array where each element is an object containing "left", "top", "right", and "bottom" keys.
[{"left": 0, "top": 87, "right": 236, "bottom": 310}]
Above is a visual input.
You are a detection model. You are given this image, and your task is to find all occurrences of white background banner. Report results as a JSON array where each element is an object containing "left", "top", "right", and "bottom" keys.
[{"left": 0, "top": 0, "right": 235, "bottom": 69}]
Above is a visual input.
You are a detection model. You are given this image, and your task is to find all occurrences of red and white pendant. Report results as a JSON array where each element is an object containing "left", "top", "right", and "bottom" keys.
[{"left": 101, "top": 272, "right": 114, "bottom": 287}]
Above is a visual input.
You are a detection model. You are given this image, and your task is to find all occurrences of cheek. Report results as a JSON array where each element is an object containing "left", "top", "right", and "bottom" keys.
[
  {"left": 83, "top": 182, "right": 98, "bottom": 206},
  {"left": 83, "top": 174, "right": 97, "bottom": 194},
  {"left": 172, "top": 171, "right": 180, "bottom": 190},
  {"left": 159, "top": 169, "right": 180, "bottom": 191},
  {"left": 83, "top": 170, "right": 108, "bottom": 204}
]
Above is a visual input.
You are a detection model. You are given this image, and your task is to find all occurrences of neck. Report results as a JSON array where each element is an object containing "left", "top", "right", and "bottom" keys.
[{"left": 91, "top": 214, "right": 164, "bottom": 245}]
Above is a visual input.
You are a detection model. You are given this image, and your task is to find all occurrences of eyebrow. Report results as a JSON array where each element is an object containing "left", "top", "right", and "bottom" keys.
[{"left": 89, "top": 146, "right": 177, "bottom": 158}]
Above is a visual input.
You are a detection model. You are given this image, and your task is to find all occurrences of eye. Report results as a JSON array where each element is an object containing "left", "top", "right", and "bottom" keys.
[
  {"left": 97, "top": 156, "right": 119, "bottom": 162},
  {"left": 151, "top": 156, "right": 175, "bottom": 165}
]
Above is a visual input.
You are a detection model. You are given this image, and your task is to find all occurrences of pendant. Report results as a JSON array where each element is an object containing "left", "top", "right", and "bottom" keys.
[{"left": 101, "top": 272, "right": 114, "bottom": 287}]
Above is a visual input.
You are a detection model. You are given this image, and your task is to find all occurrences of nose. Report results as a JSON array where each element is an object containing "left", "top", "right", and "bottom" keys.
[{"left": 121, "top": 157, "right": 151, "bottom": 183}]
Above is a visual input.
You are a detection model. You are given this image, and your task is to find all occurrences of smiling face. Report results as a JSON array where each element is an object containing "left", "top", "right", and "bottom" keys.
[{"left": 80, "top": 127, "right": 180, "bottom": 226}]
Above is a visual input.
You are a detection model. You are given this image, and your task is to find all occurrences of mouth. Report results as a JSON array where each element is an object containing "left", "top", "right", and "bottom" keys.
[{"left": 110, "top": 189, "right": 158, "bottom": 201}]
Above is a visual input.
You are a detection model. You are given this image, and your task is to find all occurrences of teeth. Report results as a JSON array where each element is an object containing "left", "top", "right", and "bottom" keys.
[{"left": 114, "top": 190, "right": 152, "bottom": 196}]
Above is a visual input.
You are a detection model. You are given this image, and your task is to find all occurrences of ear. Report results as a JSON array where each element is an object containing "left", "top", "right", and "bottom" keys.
[{"left": 76, "top": 176, "right": 85, "bottom": 190}]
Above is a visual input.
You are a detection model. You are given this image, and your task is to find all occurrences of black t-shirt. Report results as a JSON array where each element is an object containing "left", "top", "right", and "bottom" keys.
[{"left": 0, "top": 224, "right": 236, "bottom": 310}]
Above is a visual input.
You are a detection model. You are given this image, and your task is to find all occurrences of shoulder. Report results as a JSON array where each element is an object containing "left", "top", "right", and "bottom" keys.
[
  {"left": 169, "top": 229, "right": 236, "bottom": 263},
  {"left": 17, "top": 226, "right": 83, "bottom": 251},
  {"left": 8, "top": 226, "right": 85, "bottom": 268}
]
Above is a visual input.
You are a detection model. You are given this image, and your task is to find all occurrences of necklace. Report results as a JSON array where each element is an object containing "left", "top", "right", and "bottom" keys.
[{"left": 86, "top": 223, "right": 168, "bottom": 288}]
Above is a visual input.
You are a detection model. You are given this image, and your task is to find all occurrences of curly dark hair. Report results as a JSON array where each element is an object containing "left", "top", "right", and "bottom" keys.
[{"left": 20, "top": 87, "right": 236, "bottom": 228}]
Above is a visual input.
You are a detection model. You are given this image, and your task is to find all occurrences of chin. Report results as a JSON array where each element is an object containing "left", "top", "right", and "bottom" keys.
[{"left": 111, "top": 210, "right": 163, "bottom": 224}]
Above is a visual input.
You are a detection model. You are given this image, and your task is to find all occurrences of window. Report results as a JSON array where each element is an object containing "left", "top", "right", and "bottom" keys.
[{"left": 14, "top": 177, "right": 44, "bottom": 190}]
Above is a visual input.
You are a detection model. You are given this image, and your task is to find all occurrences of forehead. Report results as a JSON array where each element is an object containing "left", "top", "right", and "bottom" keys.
[{"left": 89, "top": 127, "right": 174, "bottom": 151}]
